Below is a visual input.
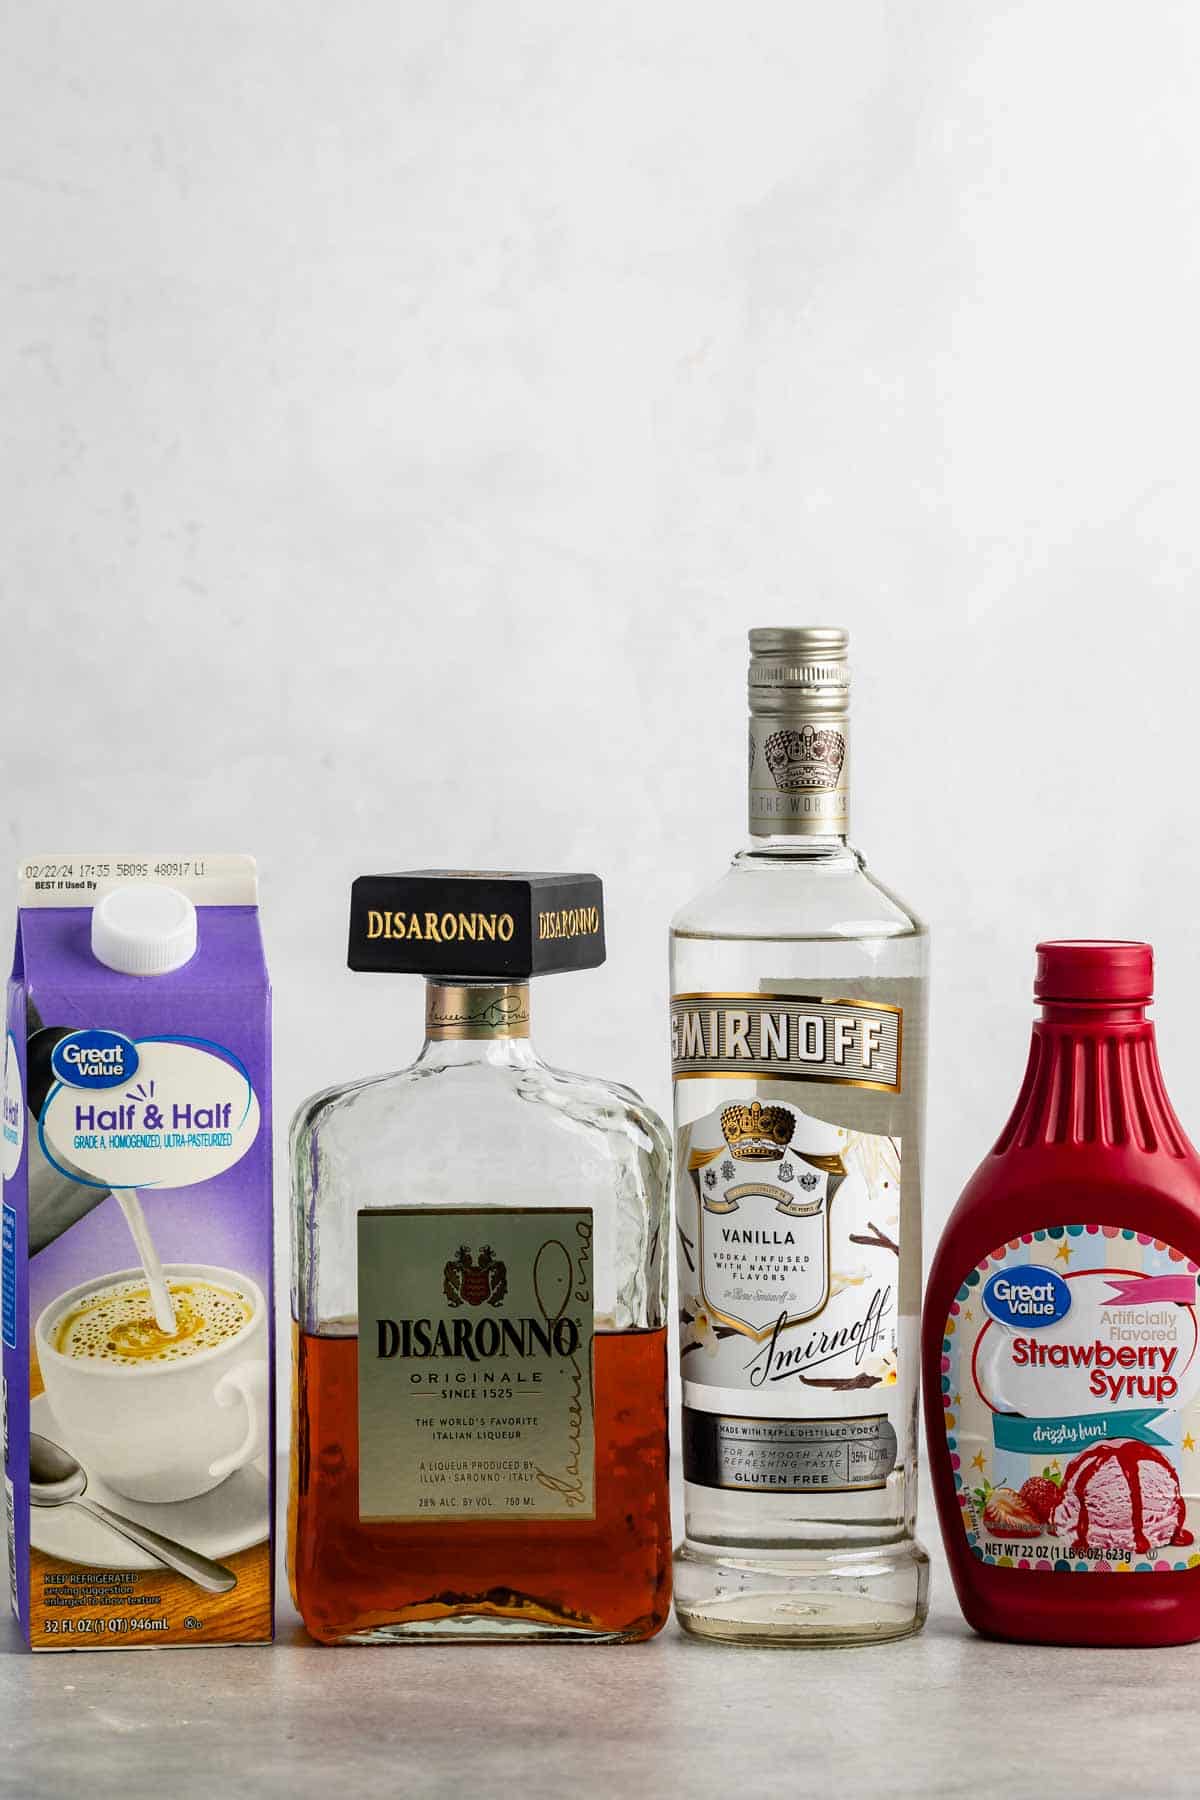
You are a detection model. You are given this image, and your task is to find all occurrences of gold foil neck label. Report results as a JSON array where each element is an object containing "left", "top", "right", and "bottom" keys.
[
  {"left": 748, "top": 716, "right": 849, "bottom": 836},
  {"left": 425, "top": 983, "right": 531, "bottom": 1040}
]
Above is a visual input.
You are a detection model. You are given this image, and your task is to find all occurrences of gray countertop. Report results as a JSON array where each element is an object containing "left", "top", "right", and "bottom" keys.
[{"left": 4, "top": 1496, "right": 1198, "bottom": 1800}]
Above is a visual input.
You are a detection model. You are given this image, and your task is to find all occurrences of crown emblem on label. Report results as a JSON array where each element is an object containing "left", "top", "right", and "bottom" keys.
[
  {"left": 763, "top": 725, "right": 845, "bottom": 792},
  {"left": 719, "top": 1101, "right": 795, "bottom": 1160}
]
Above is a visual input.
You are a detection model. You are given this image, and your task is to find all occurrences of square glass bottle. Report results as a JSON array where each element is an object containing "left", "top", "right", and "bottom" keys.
[{"left": 288, "top": 871, "right": 672, "bottom": 1643}]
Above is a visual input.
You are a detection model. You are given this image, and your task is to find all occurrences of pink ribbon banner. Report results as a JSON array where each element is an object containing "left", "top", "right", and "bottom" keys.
[{"left": 1105, "top": 1274, "right": 1196, "bottom": 1306}]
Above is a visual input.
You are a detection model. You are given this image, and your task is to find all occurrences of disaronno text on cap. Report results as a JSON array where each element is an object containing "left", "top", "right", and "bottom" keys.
[{"left": 347, "top": 871, "right": 606, "bottom": 978}]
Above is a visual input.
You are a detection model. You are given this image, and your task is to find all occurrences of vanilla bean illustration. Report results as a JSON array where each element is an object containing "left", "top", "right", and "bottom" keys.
[
  {"left": 679, "top": 1304, "right": 740, "bottom": 1356},
  {"left": 797, "top": 1372, "right": 882, "bottom": 1390},
  {"left": 849, "top": 1220, "right": 900, "bottom": 1255}
]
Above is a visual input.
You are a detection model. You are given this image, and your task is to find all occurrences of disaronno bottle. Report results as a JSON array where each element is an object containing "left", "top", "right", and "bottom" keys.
[
  {"left": 670, "top": 628, "right": 929, "bottom": 1644},
  {"left": 289, "top": 871, "right": 672, "bottom": 1643}
]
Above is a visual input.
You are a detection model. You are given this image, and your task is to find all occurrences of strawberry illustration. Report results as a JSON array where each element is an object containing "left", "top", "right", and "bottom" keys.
[
  {"left": 1019, "top": 1474, "right": 1061, "bottom": 1524},
  {"left": 982, "top": 1485, "right": 1042, "bottom": 1538}
]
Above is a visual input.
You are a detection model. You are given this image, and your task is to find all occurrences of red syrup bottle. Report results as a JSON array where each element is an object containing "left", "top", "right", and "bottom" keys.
[{"left": 924, "top": 941, "right": 1200, "bottom": 1646}]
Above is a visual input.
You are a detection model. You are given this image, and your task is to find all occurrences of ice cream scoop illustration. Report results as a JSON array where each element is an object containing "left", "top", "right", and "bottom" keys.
[{"left": 1049, "top": 1440, "right": 1189, "bottom": 1556}]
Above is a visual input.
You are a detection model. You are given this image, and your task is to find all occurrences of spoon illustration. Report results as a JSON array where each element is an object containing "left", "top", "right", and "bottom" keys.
[{"left": 29, "top": 1434, "right": 237, "bottom": 1594}]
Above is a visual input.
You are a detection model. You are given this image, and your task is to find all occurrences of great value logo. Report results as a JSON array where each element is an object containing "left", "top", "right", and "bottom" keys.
[
  {"left": 50, "top": 1029, "right": 140, "bottom": 1091},
  {"left": 983, "top": 1265, "right": 1072, "bottom": 1328}
]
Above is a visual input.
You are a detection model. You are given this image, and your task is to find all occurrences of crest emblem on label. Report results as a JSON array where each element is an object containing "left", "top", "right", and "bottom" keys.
[
  {"left": 443, "top": 1245, "right": 507, "bottom": 1307},
  {"left": 690, "top": 1100, "right": 849, "bottom": 1339}
]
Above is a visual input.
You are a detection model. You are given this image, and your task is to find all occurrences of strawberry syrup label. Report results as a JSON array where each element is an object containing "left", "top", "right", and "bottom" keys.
[{"left": 941, "top": 1226, "right": 1200, "bottom": 1573}]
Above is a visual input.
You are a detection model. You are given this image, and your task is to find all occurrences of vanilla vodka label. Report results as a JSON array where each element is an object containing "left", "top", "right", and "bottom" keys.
[{"left": 672, "top": 996, "right": 904, "bottom": 1496}]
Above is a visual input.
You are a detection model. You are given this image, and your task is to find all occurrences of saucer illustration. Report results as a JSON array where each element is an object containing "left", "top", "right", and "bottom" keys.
[{"left": 29, "top": 1394, "right": 269, "bottom": 1570}]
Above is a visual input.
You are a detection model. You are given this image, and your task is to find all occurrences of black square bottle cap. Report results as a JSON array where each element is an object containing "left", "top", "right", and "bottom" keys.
[{"left": 347, "top": 871, "right": 606, "bottom": 978}]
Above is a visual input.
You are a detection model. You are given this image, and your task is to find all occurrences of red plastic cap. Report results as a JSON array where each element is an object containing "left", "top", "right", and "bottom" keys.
[{"left": 1034, "top": 940, "right": 1153, "bottom": 1005}]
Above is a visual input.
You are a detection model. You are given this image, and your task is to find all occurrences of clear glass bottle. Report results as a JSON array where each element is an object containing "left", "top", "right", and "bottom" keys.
[
  {"left": 289, "top": 872, "right": 672, "bottom": 1644},
  {"left": 669, "top": 628, "right": 929, "bottom": 1644}
]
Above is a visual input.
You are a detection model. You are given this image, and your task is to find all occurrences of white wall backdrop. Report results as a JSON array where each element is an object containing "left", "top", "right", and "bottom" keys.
[{"left": 4, "top": 2, "right": 1200, "bottom": 1266}]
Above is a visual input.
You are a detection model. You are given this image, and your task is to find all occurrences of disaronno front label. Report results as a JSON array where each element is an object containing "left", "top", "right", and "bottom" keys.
[
  {"left": 671, "top": 992, "right": 901, "bottom": 1091},
  {"left": 357, "top": 1207, "right": 595, "bottom": 1521}
]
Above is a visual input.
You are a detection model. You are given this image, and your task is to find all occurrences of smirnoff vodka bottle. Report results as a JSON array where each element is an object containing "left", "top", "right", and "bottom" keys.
[{"left": 669, "top": 627, "right": 929, "bottom": 1644}]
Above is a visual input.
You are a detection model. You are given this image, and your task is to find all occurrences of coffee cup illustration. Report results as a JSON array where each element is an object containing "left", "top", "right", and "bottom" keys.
[{"left": 35, "top": 1263, "right": 268, "bottom": 1504}]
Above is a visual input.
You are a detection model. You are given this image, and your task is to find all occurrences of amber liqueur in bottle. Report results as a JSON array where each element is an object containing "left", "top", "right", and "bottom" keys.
[{"left": 289, "top": 871, "right": 672, "bottom": 1643}]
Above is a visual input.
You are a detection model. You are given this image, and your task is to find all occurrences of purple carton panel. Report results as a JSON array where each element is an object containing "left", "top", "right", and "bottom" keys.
[{"left": 2, "top": 856, "right": 272, "bottom": 1649}]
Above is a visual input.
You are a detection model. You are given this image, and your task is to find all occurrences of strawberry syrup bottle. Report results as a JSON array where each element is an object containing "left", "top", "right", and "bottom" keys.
[{"left": 924, "top": 941, "right": 1200, "bottom": 1646}]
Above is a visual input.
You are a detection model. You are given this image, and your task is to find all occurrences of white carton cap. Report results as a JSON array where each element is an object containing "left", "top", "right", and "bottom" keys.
[{"left": 91, "top": 885, "right": 198, "bottom": 976}]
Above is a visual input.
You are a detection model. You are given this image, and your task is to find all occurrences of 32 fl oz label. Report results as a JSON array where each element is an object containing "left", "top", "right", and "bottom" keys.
[{"left": 42, "top": 1615, "right": 170, "bottom": 1635}]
